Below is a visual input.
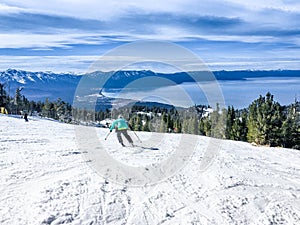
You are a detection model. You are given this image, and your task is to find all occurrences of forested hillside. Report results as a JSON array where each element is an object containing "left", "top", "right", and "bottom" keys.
[{"left": 1, "top": 82, "right": 299, "bottom": 149}]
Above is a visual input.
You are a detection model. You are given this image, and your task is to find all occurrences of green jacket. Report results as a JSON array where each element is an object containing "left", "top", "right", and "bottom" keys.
[{"left": 110, "top": 118, "right": 129, "bottom": 131}]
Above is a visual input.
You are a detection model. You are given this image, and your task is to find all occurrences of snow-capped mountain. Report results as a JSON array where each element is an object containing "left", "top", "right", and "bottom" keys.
[
  {"left": 1, "top": 69, "right": 184, "bottom": 108},
  {"left": 0, "top": 69, "right": 81, "bottom": 103},
  {"left": 2, "top": 69, "right": 299, "bottom": 107},
  {"left": 1, "top": 115, "right": 299, "bottom": 224},
  {"left": 0, "top": 69, "right": 193, "bottom": 106}
]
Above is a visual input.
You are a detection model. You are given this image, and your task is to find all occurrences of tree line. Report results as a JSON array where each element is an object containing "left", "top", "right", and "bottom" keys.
[
  {"left": 124, "top": 92, "right": 300, "bottom": 150},
  {"left": 1, "top": 83, "right": 299, "bottom": 149},
  {"left": 0, "top": 83, "right": 72, "bottom": 122}
]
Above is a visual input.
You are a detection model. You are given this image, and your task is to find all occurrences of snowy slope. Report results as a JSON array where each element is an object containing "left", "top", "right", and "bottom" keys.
[{"left": 0, "top": 115, "right": 299, "bottom": 225}]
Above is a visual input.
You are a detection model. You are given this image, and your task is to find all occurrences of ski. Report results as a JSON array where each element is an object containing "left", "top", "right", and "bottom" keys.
[
  {"left": 130, "top": 144, "right": 159, "bottom": 150},
  {"left": 119, "top": 144, "right": 159, "bottom": 150}
]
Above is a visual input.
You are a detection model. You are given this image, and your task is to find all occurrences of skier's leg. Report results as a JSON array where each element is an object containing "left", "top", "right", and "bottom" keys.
[
  {"left": 116, "top": 131, "right": 124, "bottom": 146},
  {"left": 123, "top": 130, "right": 133, "bottom": 145}
]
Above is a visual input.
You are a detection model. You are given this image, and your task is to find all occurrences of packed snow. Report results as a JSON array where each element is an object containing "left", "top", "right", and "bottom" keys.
[{"left": 0, "top": 114, "right": 300, "bottom": 225}]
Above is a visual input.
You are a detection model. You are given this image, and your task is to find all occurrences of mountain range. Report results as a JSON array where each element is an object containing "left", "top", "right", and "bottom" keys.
[
  {"left": 0, "top": 69, "right": 80, "bottom": 103},
  {"left": 1, "top": 69, "right": 299, "bottom": 107}
]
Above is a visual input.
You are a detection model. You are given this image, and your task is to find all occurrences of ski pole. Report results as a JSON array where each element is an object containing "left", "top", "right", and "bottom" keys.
[
  {"left": 104, "top": 131, "right": 111, "bottom": 140},
  {"left": 132, "top": 130, "right": 142, "bottom": 143}
]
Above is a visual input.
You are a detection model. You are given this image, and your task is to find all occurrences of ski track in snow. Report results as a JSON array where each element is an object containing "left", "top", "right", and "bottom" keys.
[{"left": 0, "top": 114, "right": 300, "bottom": 225}]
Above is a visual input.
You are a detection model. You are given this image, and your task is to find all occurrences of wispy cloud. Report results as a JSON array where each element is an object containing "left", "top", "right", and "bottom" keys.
[
  {"left": 0, "top": 1, "right": 300, "bottom": 72},
  {"left": 0, "top": 3, "right": 25, "bottom": 13},
  {"left": 0, "top": 33, "right": 114, "bottom": 49},
  {"left": 0, "top": 56, "right": 98, "bottom": 73}
]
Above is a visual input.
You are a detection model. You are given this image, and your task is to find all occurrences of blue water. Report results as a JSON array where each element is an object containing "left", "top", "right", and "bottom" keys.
[
  {"left": 104, "top": 77, "right": 300, "bottom": 109},
  {"left": 219, "top": 77, "right": 300, "bottom": 108}
]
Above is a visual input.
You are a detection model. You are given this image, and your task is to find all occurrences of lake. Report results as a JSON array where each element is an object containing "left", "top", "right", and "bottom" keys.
[{"left": 104, "top": 76, "right": 300, "bottom": 109}]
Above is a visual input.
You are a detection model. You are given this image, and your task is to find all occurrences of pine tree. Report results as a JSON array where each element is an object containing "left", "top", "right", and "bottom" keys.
[
  {"left": 173, "top": 118, "right": 182, "bottom": 133},
  {"left": 159, "top": 112, "right": 168, "bottom": 133},
  {"left": 282, "top": 102, "right": 300, "bottom": 149},
  {"left": 54, "top": 98, "right": 65, "bottom": 120},
  {"left": 167, "top": 113, "right": 173, "bottom": 132},
  {"left": 203, "top": 117, "right": 211, "bottom": 136},
  {"left": 0, "top": 83, "right": 8, "bottom": 108},
  {"left": 13, "top": 87, "right": 24, "bottom": 114},
  {"left": 247, "top": 92, "right": 283, "bottom": 146},
  {"left": 198, "top": 118, "right": 205, "bottom": 135},
  {"left": 232, "top": 110, "right": 248, "bottom": 141},
  {"left": 210, "top": 104, "right": 226, "bottom": 139},
  {"left": 181, "top": 114, "right": 191, "bottom": 134},
  {"left": 129, "top": 116, "right": 136, "bottom": 130},
  {"left": 142, "top": 115, "right": 151, "bottom": 132},
  {"left": 42, "top": 98, "right": 54, "bottom": 118},
  {"left": 267, "top": 103, "right": 284, "bottom": 146},
  {"left": 190, "top": 115, "right": 198, "bottom": 135},
  {"left": 247, "top": 96, "right": 261, "bottom": 144},
  {"left": 134, "top": 115, "right": 142, "bottom": 131},
  {"left": 225, "top": 106, "right": 236, "bottom": 139}
]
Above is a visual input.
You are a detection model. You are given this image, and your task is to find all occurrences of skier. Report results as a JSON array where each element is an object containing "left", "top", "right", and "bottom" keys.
[
  {"left": 109, "top": 115, "right": 134, "bottom": 147},
  {"left": 24, "top": 113, "right": 28, "bottom": 122}
]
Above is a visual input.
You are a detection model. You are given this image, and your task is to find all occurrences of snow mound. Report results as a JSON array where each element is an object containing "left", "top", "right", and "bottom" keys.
[{"left": 0, "top": 114, "right": 299, "bottom": 225}]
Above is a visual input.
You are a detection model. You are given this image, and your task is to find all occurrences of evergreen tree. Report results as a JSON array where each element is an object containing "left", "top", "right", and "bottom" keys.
[
  {"left": 232, "top": 111, "right": 248, "bottom": 141},
  {"left": 203, "top": 117, "right": 211, "bottom": 136},
  {"left": 173, "top": 118, "right": 182, "bottom": 133},
  {"left": 129, "top": 116, "right": 135, "bottom": 130},
  {"left": 190, "top": 115, "right": 198, "bottom": 135},
  {"left": 198, "top": 118, "right": 205, "bottom": 135},
  {"left": 282, "top": 102, "right": 300, "bottom": 149},
  {"left": 166, "top": 113, "right": 173, "bottom": 132},
  {"left": 42, "top": 98, "right": 53, "bottom": 118},
  {"left": 134, "top": 115, "right": 142, "bottom": 131},
  {"left": 142, "top": 115, "right": 151, "bottom": 132},
  {"left": 13, "top": 87, "right": 24, "bottom": 114},
  {"left": 181, "top": 116, "right": 189, "bottom": 134},
  {"left": 54, "top": 98, "right": 65, "bottom": 120},
  {"left": 210, "top": 104, "right": 226, "bottom": 139},
  {"left": 198, "top": 116, "right": 211, "bottom": 136},
  {"left": 0, "top": 83, "right": 8, "bottom": 107},
  {"left": 159, "top": 112, "right": 168, "bottom": 133},
  {"left": 225, "top": 106, "right": 235, "bottom": 139},
  {"left": 247, "top": 92, "right": 283, "bottom": 146},
  {"left": 247, "top": 96, "right": 261, "bottom": 143},
  {"left": 267, "top": 102, "right": 284, "bottom": 146}
]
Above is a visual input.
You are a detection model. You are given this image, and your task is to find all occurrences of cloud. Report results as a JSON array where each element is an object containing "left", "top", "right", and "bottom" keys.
[
  {"left": 0, "top": 0, "right": 242, "bottom": 20},
  {"left": 0, "top": 1, "right": 300, "bottom": 71},
  {"left": 0, "top": 10, "right": 249, "bottom": 50},
  {"left": 3, "top": 0, "right": 298, "bottom": 23},
  {"left": 0, "top": 3, "right": 26, "bottom": 13},
  {"left": 0, "top": 12, "right": 106, "bottom": 32},
  {"left": 0, "top": 55, "right": 98, "bottom": 73},
  {"left": 0, "top": 33, "right": 110, "bottom": 49},
  {"left": 1, "top": 55, "right": 300, "bottom": 73},
  {"left": 226, "top": 0, "right": 300, "bottom": 13}
]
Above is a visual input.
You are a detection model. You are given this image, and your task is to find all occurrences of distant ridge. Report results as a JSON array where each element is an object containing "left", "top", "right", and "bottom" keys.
[
  {"left": 0, "top": 69, "right": 80, "bottom": 103},
  {"left": 1, "top": 69, "right": 299, "bottom": 104}
]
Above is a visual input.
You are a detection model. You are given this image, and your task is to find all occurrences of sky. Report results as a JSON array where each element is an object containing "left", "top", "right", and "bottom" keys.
[{"left": 0, "top": 0, "right": 300, "bottom": 73}]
